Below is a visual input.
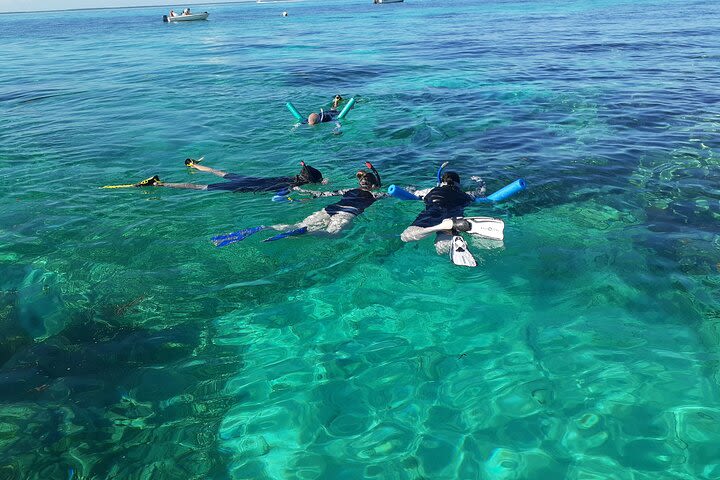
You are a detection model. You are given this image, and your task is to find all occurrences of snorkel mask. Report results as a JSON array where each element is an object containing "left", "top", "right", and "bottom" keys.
[
  {"left": 357, "top": 162, "right": 381, "bottom": 189},
  {"left": 441, "top": 171, "right": 461, "bottom": 187},
  {"left": 297, "top": 161, "right": 323, "bottom": 184}
]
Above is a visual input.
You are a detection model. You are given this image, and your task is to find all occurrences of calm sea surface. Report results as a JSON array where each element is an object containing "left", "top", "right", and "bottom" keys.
[{"left": 2, "top": 0, "right": 720, "bottom": 478}]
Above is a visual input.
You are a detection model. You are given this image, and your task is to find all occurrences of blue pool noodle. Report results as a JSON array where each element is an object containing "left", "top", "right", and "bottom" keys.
[
  {"left": 476, "top": 179, "right": 527, "bottom": 203},
  {"left": 388, "top": 184, "right": 420, "bottom": 200},
  {"left": 286, "top": 102, "right": 303, "bottom": 121},
  {"left": 336, "top": 97, "right": 356, "bottom": 120}
]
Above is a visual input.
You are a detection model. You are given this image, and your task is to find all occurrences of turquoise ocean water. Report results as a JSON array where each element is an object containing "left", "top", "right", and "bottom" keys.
[{"left": 2, "top": 0, "right": 720, "bottom": 477}]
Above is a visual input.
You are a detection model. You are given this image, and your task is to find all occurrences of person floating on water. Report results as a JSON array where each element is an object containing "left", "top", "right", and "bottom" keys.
[
  {"left": 211, "top": 162, "right": 387, "bottom": 246},
  {"left": 286, "top": 95, "right": 355, "bottom": 133},
  {"left": 400, "top": 170, "right": 503, "bottom": 267},
  {"left": 127, "top": 158, "right": 325, "bottom": 193},
  {"left": 307, "top": 95, "right": 344, "bottom": 125}
]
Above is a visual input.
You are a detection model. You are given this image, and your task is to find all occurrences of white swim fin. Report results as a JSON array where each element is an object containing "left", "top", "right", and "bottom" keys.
[
  {"left": 450, "top": 235, "right": 477, "bottom": 267},
  {"left": 454, "top": 217, "right": 505, "bottom": 241}
]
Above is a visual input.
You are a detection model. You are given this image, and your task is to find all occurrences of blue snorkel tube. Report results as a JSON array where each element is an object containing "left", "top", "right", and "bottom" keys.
[{"left": 437, "top": 161, "right": 449, "bottom": 186}]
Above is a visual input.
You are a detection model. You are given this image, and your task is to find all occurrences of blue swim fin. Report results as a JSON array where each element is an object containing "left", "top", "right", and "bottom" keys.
[
  {"left": 263, "top": 227, "right": 308, "bottom": 242},
  {"left": 212, "top": 226, "right": 267, "bottom": 247},
  {"left": 272, "top": 188, "right": 302, "bottom": 202}
]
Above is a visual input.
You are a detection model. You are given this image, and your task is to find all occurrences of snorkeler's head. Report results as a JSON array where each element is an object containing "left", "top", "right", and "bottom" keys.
[
  {"left": 356, "top": 162, "right": 381, "bottom": 189},
  {"left": 297, "top": 161, "right": 323, "bottom": 184},
  {"left": 356, "top": 170, "right": 379, "bottom": 189},
  {"left": 441, "top": 171, "right": 461, "bottom": 186},
  {"left": 307, "top": 113, "right": 320, "bottom": 125}
]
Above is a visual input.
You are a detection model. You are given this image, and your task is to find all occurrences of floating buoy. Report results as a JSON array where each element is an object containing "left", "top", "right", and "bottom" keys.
[
  {"left": 286, "top": 102, "right": 303, "bottom": 121},
  {"left": 387, "top": 185, "right": 420, "bottom": 200},
  {"left": 475, "top": 179, "right": 527, "bottom": 203},
  {"left": 336, "top": 97, "right": 356, "bottom": 120}
]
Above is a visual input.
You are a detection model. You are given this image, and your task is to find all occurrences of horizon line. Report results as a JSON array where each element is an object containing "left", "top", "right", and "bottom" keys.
[{"left": 0, "top": 0, "right": 307, "bottom": 15}]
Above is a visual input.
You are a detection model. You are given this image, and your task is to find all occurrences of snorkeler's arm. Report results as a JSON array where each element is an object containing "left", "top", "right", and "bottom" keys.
[
  {"left": 293, "top": 188, "right": 350, "bottom": 199},
  {"left": 373, "top": 192, "right": 390, "bottom": 199},
  {"left": 412, "top": 187, "right": 433, "bottom": 200},
  {"left": 465, "top": 176, "right": 487, "bottom": 200}
]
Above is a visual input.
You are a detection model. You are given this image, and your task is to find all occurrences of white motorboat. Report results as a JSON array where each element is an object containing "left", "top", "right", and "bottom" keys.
[
  {"left": 374, "top": 0, "right": 403, "bottom": 3},
  {"left": 163, "top": 12, "right": 209, "bottom": 22}
]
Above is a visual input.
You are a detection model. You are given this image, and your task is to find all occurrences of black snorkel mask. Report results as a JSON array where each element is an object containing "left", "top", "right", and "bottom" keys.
[
  {"left": 441, "top": 171, "right": 461, "bottom": 189},
  {"left": 296, "top": 161, "right": 323, "bottom": 184}
]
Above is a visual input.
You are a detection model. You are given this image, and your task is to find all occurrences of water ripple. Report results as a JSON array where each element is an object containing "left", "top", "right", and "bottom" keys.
[{"left": 2, "top": 0, "right": 720, "bottom": 478}]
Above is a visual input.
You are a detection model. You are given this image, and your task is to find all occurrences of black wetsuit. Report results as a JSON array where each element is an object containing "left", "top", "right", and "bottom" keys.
[
  {"left": 324, "top": 189, "right": 379, "bottom": 216},
  {"left": 411, "top": 185, "right": 475, "bottom": 227},
  {"left": 319, "top": 109, "right": 339, "bottom": 123},
  {"left": 208, "top": 174, "right": 300, "bottom": 193}
]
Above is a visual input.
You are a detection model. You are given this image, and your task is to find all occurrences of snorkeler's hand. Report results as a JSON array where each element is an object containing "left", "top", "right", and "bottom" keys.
[{"left": 470, "top": 176, "right": 487, "bottom": 196}]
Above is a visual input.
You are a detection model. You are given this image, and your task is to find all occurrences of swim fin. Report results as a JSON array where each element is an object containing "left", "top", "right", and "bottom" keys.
[
  {"left": 450, "top": 235, "right": 477, "bottom": 267},
  {"left": 211, "top": 226, "right": 267, "bottom": 247},
  {"left": 272, "top": 188, "right": 292, "bottom": 202},
  {"left": 184, "top": 155, "right": 205, "bottom": 167},
  {"left": 263, "top": 227, "right": 308, "bottom": 242},
  {"left": 134, "top": 175, "right": 162, "bottom": 187},
  {"left": 100, "top": 175, "right": 161, "bottom": 189},
  {"left": 453, "top": 216, "right": 504, "bottom": 241},
  {"left": 100, "top": 183, "right": 136, "bottom": 189}
]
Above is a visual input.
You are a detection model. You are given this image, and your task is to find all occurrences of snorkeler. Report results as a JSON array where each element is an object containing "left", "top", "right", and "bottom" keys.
[
  {"left": 400, "top": 170, "right": 504, "bottom": 267},
  {"left": 211, "top": 162, "right": 387, "bottom": 246},
  {"left": 127, "top": 159, "right": 325, "bottom": 193},
  {"left": 285, "top": 95, "right": 355, "bottom": 134}
]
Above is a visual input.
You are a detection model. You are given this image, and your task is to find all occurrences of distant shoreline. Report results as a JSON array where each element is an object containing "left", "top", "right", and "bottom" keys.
[{"left": 0, "top": 0, "right": 302, "bottom": 16}]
